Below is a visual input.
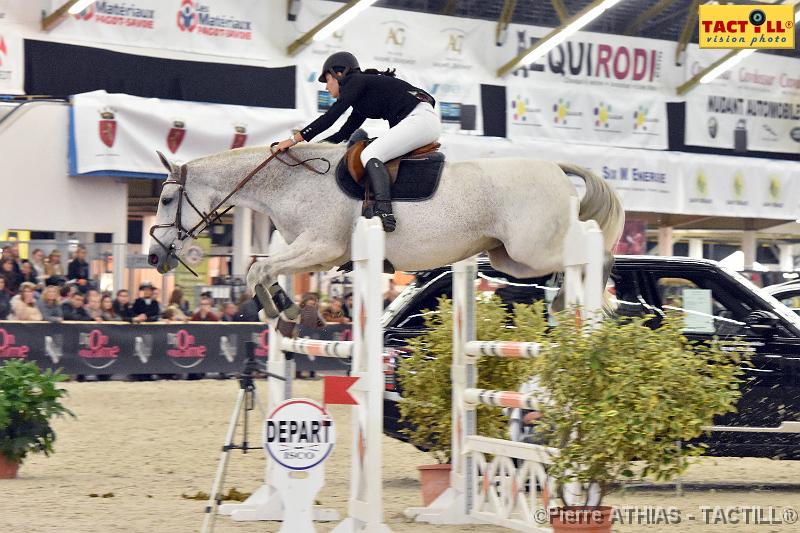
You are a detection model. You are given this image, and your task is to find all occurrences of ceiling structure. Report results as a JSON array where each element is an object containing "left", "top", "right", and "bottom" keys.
[{"left": 323, "top": 0, "right": 799, "bottom": 59}]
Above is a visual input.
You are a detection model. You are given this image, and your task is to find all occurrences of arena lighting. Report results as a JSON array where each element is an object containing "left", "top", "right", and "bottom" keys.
[
  {"left": 312, "top": 0, "right": 378, "bottom": 42},
  {"left": 67, "top": 0, "right": 95, "bottom": 14},
  {"left": 698, "top": 49, "right": 756, "bottom": 84},
  {"left": 497, "top": 0, "right": 622, "bottom": 77},
  {"left": 287, "top": 0, "right": 377, "bottom": 54}
]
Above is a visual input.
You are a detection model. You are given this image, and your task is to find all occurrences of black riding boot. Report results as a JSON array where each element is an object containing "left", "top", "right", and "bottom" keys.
[{"left": 364, "top": 158, "right": 396, "bottom": 232}]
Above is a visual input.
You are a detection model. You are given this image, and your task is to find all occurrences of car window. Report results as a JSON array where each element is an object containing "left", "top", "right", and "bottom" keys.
[{"left": 654, "top": 275, "right": 751, "bottom": 336}]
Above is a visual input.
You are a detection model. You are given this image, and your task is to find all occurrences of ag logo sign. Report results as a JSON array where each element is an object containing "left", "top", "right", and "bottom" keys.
[{"left": 264, "top": 399, "right": 335, "bottom": 471}]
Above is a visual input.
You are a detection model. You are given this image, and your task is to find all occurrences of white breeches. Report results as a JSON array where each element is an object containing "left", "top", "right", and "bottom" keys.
[{"left": 360, "top": 102, "right": 441, "bottom": 165}]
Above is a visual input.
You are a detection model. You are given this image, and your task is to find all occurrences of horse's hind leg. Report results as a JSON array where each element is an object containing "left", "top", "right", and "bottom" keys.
[{"left": 487, "top": 245, "right": 554, "bottom": 279}]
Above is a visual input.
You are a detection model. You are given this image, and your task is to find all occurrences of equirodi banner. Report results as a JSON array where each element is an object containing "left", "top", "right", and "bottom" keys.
[
  {"left": 0, "top": 322, "right": 351, "bottom": 375},
  {"left": 506, "top": 84, "right": 668, "bottom": 149},
  {"left": 684, "top": 45, "right": 800, "bottom": 154},
  {"left": 0, "top": 26, "right": 23, "bottom": 94},
  {"left": 71, "top": 91, "right": 305, "bottom": 175},
  {"left": 48, "top": 0, "right": 273, "bottom": 61}
]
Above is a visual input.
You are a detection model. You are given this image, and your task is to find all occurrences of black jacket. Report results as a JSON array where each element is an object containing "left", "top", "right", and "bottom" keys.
[
  {"left": 68, "top": 259, "right": 90, "bottom": 281},
  {"left": 300, "top": 72, "right": 434, "bottom": 144},
  {"left": 0, "top": 291, "right": 9, "bottom": 320},
  {"left": 132, "top": 298, "right": 161, "bottom": 322},
  {"left": 62, "top": 302, "right": 90, "bottom": 321},
  {"left": 113, "top": 300, "right": 135, "bottom": 322}
]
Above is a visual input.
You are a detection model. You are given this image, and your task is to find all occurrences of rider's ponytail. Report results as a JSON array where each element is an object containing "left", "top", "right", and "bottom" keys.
[{"left": 362, "top": 67, "right": 397, "bottom": 77}]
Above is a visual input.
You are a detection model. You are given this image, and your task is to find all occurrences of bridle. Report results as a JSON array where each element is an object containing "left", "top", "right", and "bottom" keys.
[{"left": 149, "top": 144, "right": 331, "bottom": 276}]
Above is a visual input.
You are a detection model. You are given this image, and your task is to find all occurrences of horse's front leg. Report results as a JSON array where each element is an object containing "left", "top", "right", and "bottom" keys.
[{"left": 248, "top": 233, "right": 348, "bottom": 324}]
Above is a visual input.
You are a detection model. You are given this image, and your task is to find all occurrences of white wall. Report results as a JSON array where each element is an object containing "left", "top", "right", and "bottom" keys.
[{"left": 0, "top": 101, "right": 128, "bottom": 236}]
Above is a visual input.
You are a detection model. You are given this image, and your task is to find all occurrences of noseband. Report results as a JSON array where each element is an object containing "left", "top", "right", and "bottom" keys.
[{"left": 149, "top": 145, "right": 331, "bottom": 276}]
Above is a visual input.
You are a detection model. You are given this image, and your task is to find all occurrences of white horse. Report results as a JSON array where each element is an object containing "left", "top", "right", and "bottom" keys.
[{"left": 147, "top": 141, "right": 624, "bottom": 320}]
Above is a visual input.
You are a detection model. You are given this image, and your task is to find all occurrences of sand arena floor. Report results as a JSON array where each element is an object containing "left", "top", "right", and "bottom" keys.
[{"left": 2, "top": 379, "right": 800, "bottom": 533}]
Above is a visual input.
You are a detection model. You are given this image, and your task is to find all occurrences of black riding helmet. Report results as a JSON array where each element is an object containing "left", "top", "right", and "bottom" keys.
[{"left": 318, "top": 52, "right": 360, "bottom": 83}]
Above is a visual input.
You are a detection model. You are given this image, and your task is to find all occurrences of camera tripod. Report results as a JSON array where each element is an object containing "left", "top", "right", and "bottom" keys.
[{"left": 200, "top": 342, "right": 290, "bottom": 533}]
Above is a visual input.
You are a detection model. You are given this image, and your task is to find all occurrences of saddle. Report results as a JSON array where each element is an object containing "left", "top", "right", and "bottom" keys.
[
  {"left": 335, "top": 129, "right": 446, "bottom": 202},
  {"left": 346, "top": 140, "right": 441, "bottom": 184}
]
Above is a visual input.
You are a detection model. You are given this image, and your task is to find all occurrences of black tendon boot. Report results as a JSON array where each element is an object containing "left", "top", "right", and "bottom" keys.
[{"left": 364, "top": 158, "right": 396, "bottom": 232}]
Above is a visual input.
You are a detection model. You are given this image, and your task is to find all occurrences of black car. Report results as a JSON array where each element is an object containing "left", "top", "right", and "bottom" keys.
[{"left": 381, "top": 256, "right": 800, "bottom": 459}]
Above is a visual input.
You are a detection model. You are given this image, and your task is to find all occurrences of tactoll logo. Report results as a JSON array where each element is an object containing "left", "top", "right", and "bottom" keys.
[
  {"left": 699, "top": 4, "right": 795, "bottom": 49},
  {"left": 167, "top": 330, "right": 207, "bottom": 368},
  {"left": 75, "top": 2, "right": 155, "bottom": 29},
  {"left": 0, "top": 328, "right": 29, "bottom": 359},
  {"left": 177, "top": 0, "right": 253, "bottom": 40},
  {"left": 79, "top": 330, "right": 120, "bottom": 369}
]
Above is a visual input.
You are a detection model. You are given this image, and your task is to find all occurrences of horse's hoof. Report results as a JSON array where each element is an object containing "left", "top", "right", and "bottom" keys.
[
  {"left": 269, "top": 283, "right": 300, "bottom": 321},
  {"left": 276, "top": 317, "right": 298, "bottom": 338},
  {"left": 255, "top": 284, "right": 279, "bottom": 319}
]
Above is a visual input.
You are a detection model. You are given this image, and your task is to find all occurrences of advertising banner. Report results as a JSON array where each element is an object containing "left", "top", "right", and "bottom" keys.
[
  {"left": 0, "top": 26, "right": 23, "bottom": 94},
  {"left": 48, "top": 0, "right": 274, "bottom": 61},
  {"left": 0, "top": 321, "right": 351, "bottom": 375},
  {"left": 71, "top": 91, "right": 305, "bottom": 176},
  {"left": 684, "top": 45, "right": 800, "bottom": 154},
  {"left": 439, "top": 135, "right": 800, "bottom": 221},
  {"left": 506, "top": 84, "right": 668, "bottom": 149}
]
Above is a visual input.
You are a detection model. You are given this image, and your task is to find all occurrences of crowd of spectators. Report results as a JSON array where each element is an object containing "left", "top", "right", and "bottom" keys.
[
  {"left": 1, "top": 244, "right": 401, "bottom": 324},
  {"left": 0, "top": 244, "right": 267, "bottom": 323}
]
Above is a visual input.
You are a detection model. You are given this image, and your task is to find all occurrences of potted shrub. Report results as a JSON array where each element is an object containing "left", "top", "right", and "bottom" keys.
[
  {"left": 0, "top": 360, "right": 73, "bottom": 479},
  {"left": 531, "top": 310, "right": 747, "bottom": 532},
  {"left": 397, "top": 295, "right": 547, "bottom": 505},
  {"left": 399, "top": 293, "right": 747, "bottom": 529}
]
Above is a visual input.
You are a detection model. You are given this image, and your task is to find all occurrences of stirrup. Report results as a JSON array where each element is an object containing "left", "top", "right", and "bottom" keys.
[{"left": 375, "top": 210, "right": 396, "bottom": 232}]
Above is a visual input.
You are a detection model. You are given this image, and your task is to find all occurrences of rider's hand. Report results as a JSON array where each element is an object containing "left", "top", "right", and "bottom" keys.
[{"left": 276, "top": 134, "right": 301, "bottom": 152}]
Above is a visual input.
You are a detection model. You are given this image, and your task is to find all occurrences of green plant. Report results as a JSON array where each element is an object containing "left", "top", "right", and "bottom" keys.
[
  {"left": 397, "top": 295, "right": 548, "bottom": 463},
  {"left": 0, "top": 360, "right": 74, "bottom": 464},
  {"left": 535, "top": 310, "right": 747, "bottom": 505}
]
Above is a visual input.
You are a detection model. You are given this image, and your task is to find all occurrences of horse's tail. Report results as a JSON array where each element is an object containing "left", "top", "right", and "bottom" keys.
[
  {"left": 557, "top": 163, "right": 625, "bottom": 251},
  {"left": 557, "top": 163, "right": 625, "bottom": 316}
]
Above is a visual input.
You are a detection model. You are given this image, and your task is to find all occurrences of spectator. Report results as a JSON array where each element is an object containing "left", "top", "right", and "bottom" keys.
[
  {"left": 11, "top": 282, "right": 43, "bottom": 321},
  {"left": 62, "top": 292, "right": 90, "bottom": 321},
  {"left": 19, "top": 260, "right": 38, "bottom": 287},
  {"left": 168, "top": 288, "right": 190, "bottom": 315},
  {"left": 383, "top": 279, "right": 400, "bottom": 308},
  {"left": 191, "top": 296, "right": 220, "bottom": 322},
  {"left": 236, "top": 290, "right": 260, "bottom": 322},
  {"left": 1, "top": 246, "right": 20, "bottom": 274},
  {"left": 100, "top": 294, "right": 121, "bottom": 321},
  {"left": 132, "top": 282, "right": 161, "bottom": 323},
  {"left": 322, "top": 297, "right": 350, "bottom": 323},
  {"left": 1, "top": 258, "right": 23, "bottom": 295},
  {"left": 342, "top": 292, "right": 354, "bottom": 320},
  {"left": 113, "top": 289, "right": 134, "bottom": 321},
  {"left": 45, "top": 249, "right": 65, "bottom": 281},
  {"left": 84, "top": 290, "right": 103, "bottom": 322},
  {"left": 161, "top": 307, "right": 187, "bottom": 323},
  {"left": 30, "top": 249, "right": 47, "bottom": 284},
  {"left": 152, "top": 287, "right": 164, "bottom": 314},
  {"left": 220, "top": 302, "right": 238, "bottom": 322},
  {"left": 37, "top": 285, "right": 64, "bottom": 323},
  {"left": 299, "top": 293, "right": 325, "bottom": 329},
  {"left": 67, "top": 245, "right": 91, "bottom": 291},
  {"left": 0, "top": 277, "right": 10, "bottom": 320}
]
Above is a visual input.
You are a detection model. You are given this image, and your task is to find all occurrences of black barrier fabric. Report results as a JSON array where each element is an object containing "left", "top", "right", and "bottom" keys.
[
  {"left": 0, "top": 322, "right": 351, "bottom": 375},
  {"left": 24, "top": 40, "right": 296, "bottom": 109}
]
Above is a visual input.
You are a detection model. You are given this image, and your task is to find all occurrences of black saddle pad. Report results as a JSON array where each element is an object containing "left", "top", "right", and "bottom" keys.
[{"left": 335, "top": 152, "right": 446, "bottom": 202}]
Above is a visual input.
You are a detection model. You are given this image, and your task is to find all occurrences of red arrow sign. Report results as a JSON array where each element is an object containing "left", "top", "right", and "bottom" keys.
[{"left": 324, "top": 375, "right": 360, "bottom": 405}]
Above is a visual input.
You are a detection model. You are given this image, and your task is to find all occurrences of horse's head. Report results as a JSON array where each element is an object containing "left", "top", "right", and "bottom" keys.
[{"left": 147, "top": 151, "right": 214, "bottom": 275}]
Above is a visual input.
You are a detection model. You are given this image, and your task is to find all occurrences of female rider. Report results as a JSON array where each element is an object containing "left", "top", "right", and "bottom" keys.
[{"left": 275, "top": 52, "right": 440, "bottom": 232}]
